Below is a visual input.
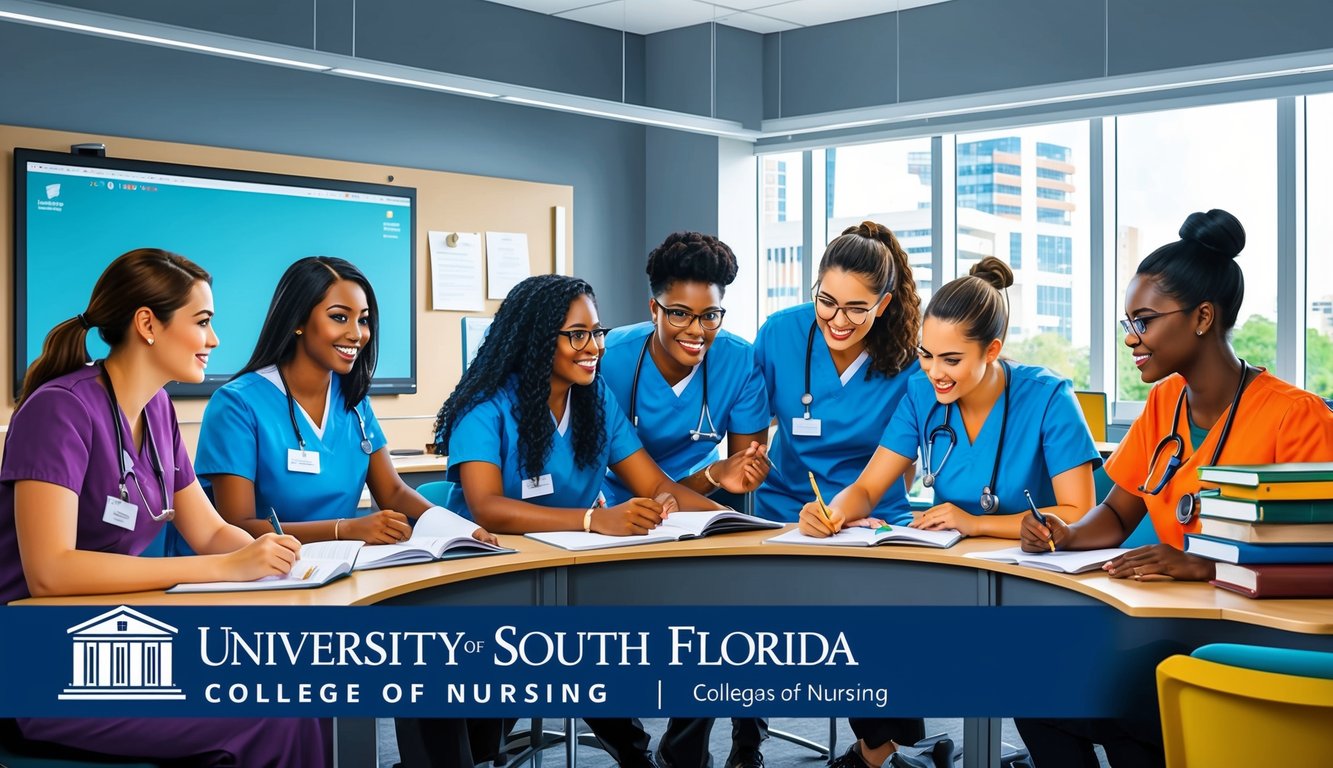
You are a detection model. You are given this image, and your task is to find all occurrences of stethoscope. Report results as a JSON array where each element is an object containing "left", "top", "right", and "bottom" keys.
[
  {"left": 277, "top": 367, "right": 373, "bottom": 455},
  {"left": 100, "top": 363, "right": 174, "bottom": 522},
  {"left": 1141, "top": 360, "right": 1253, "bottom": 525},
  {"left": 920, "top": 360, "right": 1012, "bottom": 513},
  {"left": 628, "top": 334, "right": 720, "bottom": 443},
  {"left": 800, "top": 322, "right": 819, "bottom": 419}
]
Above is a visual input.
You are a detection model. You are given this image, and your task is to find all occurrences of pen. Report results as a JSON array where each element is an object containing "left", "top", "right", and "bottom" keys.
[
  {"left": 807, "top": 471, "right": 832, "bottom": 521},
  {"left": 1024, "top": 489, "right": 1055, "bottom": 553},
  {"left": 300, "top": 565, "right": 316, "bottom": 580},
  {"left": 266, "top": 507, "right": 284, "bottom": 536}
]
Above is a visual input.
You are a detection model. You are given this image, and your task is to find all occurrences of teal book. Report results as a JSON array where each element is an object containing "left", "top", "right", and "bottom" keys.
[
  {"left": 1199, "top": 462, "right": 1333, "bottom": 486},
  {"left": 1198, "top": 490, "right": 1333, "bottom": 524},
  {"left": 1184, "top": 534, "right": 1333, "bottom": 565}
]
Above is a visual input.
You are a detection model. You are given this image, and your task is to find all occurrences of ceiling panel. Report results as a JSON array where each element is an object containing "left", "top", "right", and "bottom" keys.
[
  {"left": 760, "top": 0, "right": 930, "bottom": 27},
  {"left": 484, "top": 0, "right": 593, "bottom": 15},
  {"left": 485, "top": 0, "right": 953, "bottom": 34},
  {"left": 717, "top": 11, "right": 800, "bottom": 34},
  {"left": 556, "top": 0, "right": 722, "bottom": 35}
]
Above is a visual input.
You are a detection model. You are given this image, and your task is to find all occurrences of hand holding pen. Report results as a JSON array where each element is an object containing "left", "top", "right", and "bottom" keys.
[
  {"left": 797, "top": 472, "right": 844, "bottom": 537},
  {"left": 1020, "top": 490, "right": 1070, "bottom": 553}
]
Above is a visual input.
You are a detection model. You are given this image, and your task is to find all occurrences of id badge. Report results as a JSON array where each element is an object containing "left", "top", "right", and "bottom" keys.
[
  {"left": 103, "top": 496, "right": 138, "bottom": 531},
  {"left": 792, "top": 417, "right": 823, "bottom": 437},
  {"left": 522, "top": 474, "right": 555, "bottom": 499},
  {"left": 287, "top": 449, "right": 321, "bottom": 474}
]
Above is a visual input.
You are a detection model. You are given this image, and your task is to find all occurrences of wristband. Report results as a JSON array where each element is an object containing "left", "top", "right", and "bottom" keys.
[
  {"left": 583, "top": 507, "right": 595, "bottom": 533},
  {"left": 334, "top": 518, "right": 343, "bottom": 540},
  {"left": 702, "top": 462, "right": 722, "bottom": 489}
]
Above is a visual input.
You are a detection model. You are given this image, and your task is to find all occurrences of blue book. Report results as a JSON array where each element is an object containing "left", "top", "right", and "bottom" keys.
[{"left": 1184, "top": 534, "right": 1333, "bottom": 565}]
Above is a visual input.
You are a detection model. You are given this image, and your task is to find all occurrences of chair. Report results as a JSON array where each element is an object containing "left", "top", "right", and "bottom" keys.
[
  {"left": 1073, "top": 391, "right": 1108, "bottom": 443},
  {"left": 1156, "top": 644, "right": 1333, "bottom": 768},
  {"left": 416, "top": 480, "right": 467, "bottom": 517}
]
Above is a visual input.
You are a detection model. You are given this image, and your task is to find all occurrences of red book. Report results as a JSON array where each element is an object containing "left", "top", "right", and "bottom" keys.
[{"left": 1212, "top": 562, "right": 1333, "bottom": 599}]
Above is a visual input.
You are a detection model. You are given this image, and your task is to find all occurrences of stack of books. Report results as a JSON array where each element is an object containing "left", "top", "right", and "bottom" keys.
[{"left": 1182, "top": 462, "right": 1333, "bottom": 599}]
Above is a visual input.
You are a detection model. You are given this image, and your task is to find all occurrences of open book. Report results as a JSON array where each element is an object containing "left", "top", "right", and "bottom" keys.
[
  {"left": 525, "top": 509, "right": 783, "bottom": 552},
  {"left": 168, "top": 507, "right": 512, "bottom": 593},
  {"left": 964, "top": 546, "right": 1130, "bottom": 574},
  {"left": 766, "top": 525, "right": 962, "bottom": 549}
]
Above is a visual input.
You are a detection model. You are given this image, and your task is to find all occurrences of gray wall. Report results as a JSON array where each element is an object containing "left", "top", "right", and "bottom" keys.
[
  {"left": 0, "top": 9, "right": 649, "bottom": 327},
  {"left": 764, "top": 0, "right": 1333, "bottom": 119}
]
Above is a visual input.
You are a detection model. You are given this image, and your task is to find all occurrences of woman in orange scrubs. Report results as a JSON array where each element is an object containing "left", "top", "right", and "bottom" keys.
[{"left": 1015, "top": 209, "right": 1333, "bottom": 768}]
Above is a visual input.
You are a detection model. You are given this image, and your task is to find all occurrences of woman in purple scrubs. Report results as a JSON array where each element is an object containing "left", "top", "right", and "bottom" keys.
[{"left": 0, "top": 248, "right": 328, "bottom": 766}]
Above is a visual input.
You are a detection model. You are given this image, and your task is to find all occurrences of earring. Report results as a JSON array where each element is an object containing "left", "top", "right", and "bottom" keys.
[
  {"left": 147, "top": 338, "right": 155, "bottom": 346},
  {"left": 295, "top": 329, "right": 303, "bottom": 336},
  {"left": 1196, "top": 330, "right": 1203, "bottom": 336}
]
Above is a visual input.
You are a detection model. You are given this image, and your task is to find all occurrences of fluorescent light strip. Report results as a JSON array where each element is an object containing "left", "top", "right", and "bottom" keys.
[
  {"left": 330, "top": 68, "right": 500, "bottom": 98},
  {"left": 0, "top": 10, "right": 330, "bottom": 70},
  {"left": 501, "top": 96, "right": 753, "bottom": 139}
]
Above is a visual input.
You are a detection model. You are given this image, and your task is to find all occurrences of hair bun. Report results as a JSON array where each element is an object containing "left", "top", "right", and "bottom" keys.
[
  {"left": 969, "top": 256, "right": 1014, "bottom": 291},
  {"left": 1178, "top": 209, "right": 1245, "bottom": 259}
]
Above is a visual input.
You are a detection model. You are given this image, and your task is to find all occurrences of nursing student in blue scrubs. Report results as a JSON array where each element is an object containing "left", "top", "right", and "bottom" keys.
[
  {"left": 753, "top": 221, "right": 923, "bottom": 525},
  {"left": 434, "top": 274, "right": 724, "bottom": 768},
  {"left": 799, "top": 258, "right": 1100, "bottom": 768},
  {"left": 194, "top": 256, "right": 499, "bottom": 768},
  {"left": 600, "top": 232, "right": 770, "bottom": 768}
]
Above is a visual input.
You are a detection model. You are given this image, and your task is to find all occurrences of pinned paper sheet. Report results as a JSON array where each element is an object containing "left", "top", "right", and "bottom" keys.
[
  {"left": 485, "top": 231, "right": 531, "bottom": 299},
  {"left": 428, "top": 231, "right": 483, "bottom": 311}
]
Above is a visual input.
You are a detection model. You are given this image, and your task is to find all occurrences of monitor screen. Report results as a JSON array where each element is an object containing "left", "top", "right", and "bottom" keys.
[{"left": 13, "top": 148, "right": 416, "bottom": 397}]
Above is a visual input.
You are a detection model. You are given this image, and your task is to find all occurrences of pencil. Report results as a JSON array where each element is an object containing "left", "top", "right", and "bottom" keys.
[{"left": 807, "top": 471, "right": 832, "bottom": 521}]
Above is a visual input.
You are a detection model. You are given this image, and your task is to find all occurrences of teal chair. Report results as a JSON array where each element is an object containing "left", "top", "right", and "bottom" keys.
[
  {"left": 416, "top": 480, "right": 471, "bottom": 519},
  {"left": 1092, "top": 463, "right": 1159, "bottom": 549}
]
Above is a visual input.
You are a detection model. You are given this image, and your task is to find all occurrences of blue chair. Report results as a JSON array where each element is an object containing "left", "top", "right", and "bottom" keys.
[
  {"left": 1092, "top": 463, "right": 1159, "bottom": 549},
  {"left": 1157, "top": 644, "right": 1333, "bottom": 767},
  {"left": 416, "top": 480, "right": 472, "bottom": 520}
]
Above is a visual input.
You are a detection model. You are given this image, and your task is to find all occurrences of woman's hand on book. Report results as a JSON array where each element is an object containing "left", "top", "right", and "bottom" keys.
[
  {"left": 1103, "top": 544, "right": 1213, "bottom": 582},
  {"left": 471, "top": 526, "right": 499, "bottom": 546},
  {"left": 345, "top": 510, "right": 413, "bottom": 544},
  {"left": 593, "top": 498, "right": 665, "bottom": 535},
  {"left": 910, "top": 503, "right": 974, "bottom": 534},
  {"left": 224, "top": 532, "right": 300, "bottom": 580},
  {"left": 1020, "top": 511, "right": 1071, "bottom": 552},
  {"left": 798, "top": 502, "right": 844, "bottom": 537}
]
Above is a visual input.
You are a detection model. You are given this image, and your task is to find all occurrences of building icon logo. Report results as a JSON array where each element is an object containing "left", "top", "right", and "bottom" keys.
[{"left": 59, "top": 606, "right": 186, "bottom": 701}]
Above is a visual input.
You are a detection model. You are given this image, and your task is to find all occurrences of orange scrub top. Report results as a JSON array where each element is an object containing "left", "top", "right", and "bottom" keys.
[{"left": 1105, "top": 370, "right": 1333, "bottom": 549}]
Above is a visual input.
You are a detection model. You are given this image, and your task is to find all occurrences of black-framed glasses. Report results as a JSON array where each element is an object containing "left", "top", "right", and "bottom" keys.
[
  {"left": 653, "top": 299, "right": 725, "bottom": 331},
  {"left": 1119, "top": 305, "right": 1198, "bottom": 339},
  {"left": 556, "top": 328, "right": 611, "bottom": 351},
  {"left": 812, "top": 285, "right": 887, "bottom": 326}
]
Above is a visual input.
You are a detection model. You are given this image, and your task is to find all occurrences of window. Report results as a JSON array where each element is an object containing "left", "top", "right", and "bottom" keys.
[
  {"left": 957, "top": 122, "right": 1090, "bottom": 388},
  {"left": 1306, "top": 94, "right": 1333, "bottom": 399},
  {"left": 826, "top": 138, "right": 934, "bottom": 300},
  {"left": 759, "top": 152, "right": 804, "bottom": 318},
  {"left": 1115, "top": 101, "right": 1277, "bottom": 402}
]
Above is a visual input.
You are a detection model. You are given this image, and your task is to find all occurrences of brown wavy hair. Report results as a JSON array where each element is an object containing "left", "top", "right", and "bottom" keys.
[{"left": 818, "top": 221, "right": 921, "bottom": 377}]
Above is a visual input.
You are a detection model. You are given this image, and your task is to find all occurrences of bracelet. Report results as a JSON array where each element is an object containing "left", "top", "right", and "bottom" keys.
[
  {"left": 583, "top": 507, "right": 595, "bottom": 533},
  {"left": 334, "top": 518, "right": 343, "bottom": 541},
  {"left": 702, "top": 463, "right": 722, "bottom": 489}
]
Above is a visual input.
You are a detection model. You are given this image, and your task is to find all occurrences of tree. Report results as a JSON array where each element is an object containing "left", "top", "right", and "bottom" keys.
[{"left": 1006, "top": 332, "right": 1089, "bottom": 387}]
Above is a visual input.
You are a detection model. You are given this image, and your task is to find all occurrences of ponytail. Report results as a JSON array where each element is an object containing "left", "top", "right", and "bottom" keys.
[
  {"left": 820, "top": 221, "right": 921, "bottom": 377},
  {"left": 19, "top": 248, "right": 211, "bottom": 405}
]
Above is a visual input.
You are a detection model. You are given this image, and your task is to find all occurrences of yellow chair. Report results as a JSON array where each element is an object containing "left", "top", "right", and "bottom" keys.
[
  {"left": 1157, "top": 646, "right": 1333, "bottom": 768},
  {"left": 1074, "top": 390, "right": 1108, "bottom": 443}
]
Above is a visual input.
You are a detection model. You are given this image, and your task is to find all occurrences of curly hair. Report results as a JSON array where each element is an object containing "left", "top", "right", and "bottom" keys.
[
  {"left": 433, "top": 275, "right": 606, "bottom": 479},
  {"left": 819, "top": 221, "right": 921, "bottom": 378},
  {"left": 646, "top": 231, "right": 739, "bottom": 296}
]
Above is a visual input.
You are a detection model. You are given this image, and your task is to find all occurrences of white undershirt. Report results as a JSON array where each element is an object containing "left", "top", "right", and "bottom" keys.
[
  {"left": 258, "top": 365, "right": 331, "bottom": 439},
  {"left": 670, "top": 364, "right": 699, "bottom": 397},
  {"left": 552, "top": 389, "right": 572, "bottom": 436},
  {"left": 838, "top": 350, "right": 870, "bottom": 386}
]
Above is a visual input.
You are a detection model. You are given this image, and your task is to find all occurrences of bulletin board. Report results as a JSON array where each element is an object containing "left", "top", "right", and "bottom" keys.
[{"left": 0, "top": 124, "right": 574, "bottom": 458}]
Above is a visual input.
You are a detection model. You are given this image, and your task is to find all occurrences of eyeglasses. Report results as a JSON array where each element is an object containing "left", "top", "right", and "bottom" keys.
[
  {"left": 1119, "top": 305, "right": 1198, "bottom": 339},
  {"left": 812, "top": 285, "right": 887, "bottom": 326},
  {"left": 653, "top": 300, "right": 726, "bottom": 331},
  {"left": 556, "top": 328, "right": 611, "bottom": 351}
]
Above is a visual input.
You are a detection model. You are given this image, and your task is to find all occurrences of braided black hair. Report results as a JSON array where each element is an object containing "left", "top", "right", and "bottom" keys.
[
  {"left": 646, "top": 231, "right": 739, "bottom": 296},
  {"left": 433, "top": 275, "right": 606, "bottom": 479}
]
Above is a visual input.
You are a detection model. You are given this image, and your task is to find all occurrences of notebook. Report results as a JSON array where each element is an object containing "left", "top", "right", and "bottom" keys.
[
  {"left": 964, "top": 546, "right": 1131, "bottom": 574},
  {"left": 524, "top": 509, "right": 782, "bottom": 552},
  {"left": 765, "top": 525, "right": 962, "bottom": 549},
  {"left": 168, "top": 507, "right": 512, "bottom": 592},
  {"left": 1198, "top": 517, "right": 1333, "bottom": 545}
]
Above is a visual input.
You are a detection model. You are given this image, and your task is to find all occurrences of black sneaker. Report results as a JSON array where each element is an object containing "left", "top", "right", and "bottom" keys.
[
  {"left": 886, "top": 752, "right": 931, "bottom": 768},
  {"left": 723, "top": 748, "right": 764, "bottom": 768}
]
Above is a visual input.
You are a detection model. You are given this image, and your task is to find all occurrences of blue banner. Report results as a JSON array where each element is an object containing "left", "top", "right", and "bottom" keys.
[{"left": 0, "top": 605, "right": 1152, "bottom": 718}]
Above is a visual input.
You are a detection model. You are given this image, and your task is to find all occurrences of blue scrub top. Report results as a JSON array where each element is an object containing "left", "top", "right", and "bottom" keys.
[
  {"left": 445, "top": 377, "right": 643, "bottom": 519},
  {"left": 880, "top": 363, "right": 1101, "bottom": 515},
  {"left": 753, "top": 303, "right": 919, "bottom": 524},
  {"left": 195, "top": 371, "right": 388, "bottom": 523},
  {"left": 599, "top": 323, "right": 770, "bottom": 505}
]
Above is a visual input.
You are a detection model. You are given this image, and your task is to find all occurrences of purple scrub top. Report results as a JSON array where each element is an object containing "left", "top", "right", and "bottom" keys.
[{"left": 0, "top": 365, "right": 195, "bottom": 603}]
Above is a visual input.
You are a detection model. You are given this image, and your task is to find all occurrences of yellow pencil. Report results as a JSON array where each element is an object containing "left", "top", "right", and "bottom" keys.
[
  {"left": 300, "top": 565, "right": 316, "bottom": 580},
  {"left": 807, "top": 471, "right": 832, "bottom": 521}
]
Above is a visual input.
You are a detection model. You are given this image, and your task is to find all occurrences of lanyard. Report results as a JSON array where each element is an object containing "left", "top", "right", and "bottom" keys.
[{"left": 628, "top": 334, "right": 719, "bottom": 443}]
